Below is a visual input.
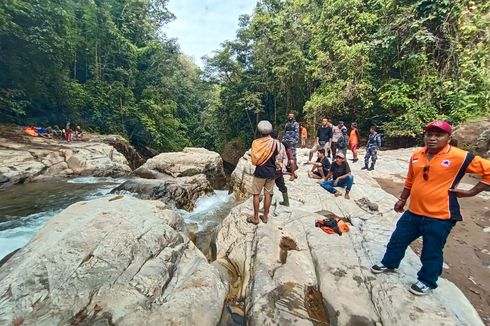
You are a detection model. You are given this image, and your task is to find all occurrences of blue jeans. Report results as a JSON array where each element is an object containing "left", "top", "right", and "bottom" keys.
[
  {"left": 320, "top": 175, "right": 353, "bottom": 193},
  {"left": 381, "top": 211, "right": 455, "bottom": 289}
]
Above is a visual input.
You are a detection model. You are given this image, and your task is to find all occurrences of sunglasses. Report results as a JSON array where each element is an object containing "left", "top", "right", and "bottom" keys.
[{"left": 423, "top": 165, "right": 430, "bottom": 181}]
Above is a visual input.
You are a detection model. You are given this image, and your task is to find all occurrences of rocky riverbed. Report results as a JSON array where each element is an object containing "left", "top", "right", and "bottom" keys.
[{"left": 0, "top": 130, "right": 487, "bottom": 325}]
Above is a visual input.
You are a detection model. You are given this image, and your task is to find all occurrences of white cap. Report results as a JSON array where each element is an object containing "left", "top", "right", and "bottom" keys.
[{"left": 257, "top": 120, "right": 273, "bottom": 135}]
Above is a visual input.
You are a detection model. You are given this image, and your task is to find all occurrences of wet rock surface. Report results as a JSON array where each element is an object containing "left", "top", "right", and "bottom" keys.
[
  {"left": 217, "top": 147, "right": 484, "bottom": 325},
  {"left": 112, "top": 174, "right": 214, "bottom": 211},
  {"left": 0, "top": 196, "right": 227, "bottom": 325}
]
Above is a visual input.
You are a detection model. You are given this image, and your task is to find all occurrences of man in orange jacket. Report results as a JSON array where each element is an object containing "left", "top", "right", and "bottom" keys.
[{"left": 371, "top": 120, "right": 490, "bottom": 295}]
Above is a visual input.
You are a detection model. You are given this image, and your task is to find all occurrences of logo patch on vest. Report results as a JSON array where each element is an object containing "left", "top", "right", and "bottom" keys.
[{"left": 441, "top": 160, "right": 451, "bottom": 167}]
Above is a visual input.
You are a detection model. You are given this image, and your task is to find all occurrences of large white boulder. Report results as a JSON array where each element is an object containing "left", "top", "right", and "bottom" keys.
[
  {"left": 0, "top": 196, "right": 227, "bottom": 325},
  {"left": 0, "top": 136, "right": 132, "bottom": 187},
  {"left": 134, "top": 147, "right": 226, "bottom": 188}
]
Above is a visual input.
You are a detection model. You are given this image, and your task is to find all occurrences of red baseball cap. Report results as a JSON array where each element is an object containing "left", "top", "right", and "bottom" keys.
[{"left": 424, "top": 120, "right": 452, "bottom": 134}]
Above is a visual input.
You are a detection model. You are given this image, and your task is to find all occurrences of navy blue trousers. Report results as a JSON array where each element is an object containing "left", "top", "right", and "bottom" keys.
[{"left": 381, "top": 210, "right": 455, "bottom": 289}]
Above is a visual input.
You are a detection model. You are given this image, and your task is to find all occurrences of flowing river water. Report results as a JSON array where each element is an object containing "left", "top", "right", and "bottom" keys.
[{"left": 0, "top": 177, "right": 235, "bottom": 260}]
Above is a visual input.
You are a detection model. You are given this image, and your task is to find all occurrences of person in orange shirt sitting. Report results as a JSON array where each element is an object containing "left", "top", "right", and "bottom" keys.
[
  {"left": 371, "top": 120, "right": 490, "bottom": 295},
  {"left": 349, "top": 122, "right": 360, "bottom": 162}
]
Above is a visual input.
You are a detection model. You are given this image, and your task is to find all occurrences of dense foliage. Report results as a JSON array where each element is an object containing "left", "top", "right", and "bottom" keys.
[
  {"left": 204, "top": 0, "right": 490, "bottom": 147},
  {"left": 0, "top": 0, "right": 215, "bottom": 151},
  {"left": 1, "top": 0, "right": 489, "bottom": 152}
]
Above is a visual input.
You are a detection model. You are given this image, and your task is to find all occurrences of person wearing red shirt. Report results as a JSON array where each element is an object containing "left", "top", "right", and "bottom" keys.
[{"left": 371, "top": 120, "right": 490, "bottom": 295}]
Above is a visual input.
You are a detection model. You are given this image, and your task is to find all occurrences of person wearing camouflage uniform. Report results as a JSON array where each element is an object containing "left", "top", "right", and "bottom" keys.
[
  {"left": 362, "top": 126, "right": 382, "bottom": 170},
  {"left": 284, "top": 113, "right": 300, "bottom": 180}
]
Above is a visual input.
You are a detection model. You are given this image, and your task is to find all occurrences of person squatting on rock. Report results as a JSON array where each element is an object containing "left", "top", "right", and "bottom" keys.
[
  {"left": 362, "top": 126, "right": 381, "bottom": 170},
  {"left": 249, "top": 120, "right": 278, "bottom": 224},
  {"left": 349, "top": 122, "right": 360, "bottom": 162},
  {"left": 284, "top": 113, "right": 300, "bottom": 181},
  {"left": 320, "top": 152, "right": 353, "bottom": 200},
  {"left": 308, "top": 118, "right": 333, "bottom": 162},
  {"left": 371, "top": 120, "right": 490, "bottom": 296},
  {"left": 331, "top": 121, "right": 347, "bottom": 158},
  {"left": 307, "top": 148, "right": 331, "bottom": 180}
]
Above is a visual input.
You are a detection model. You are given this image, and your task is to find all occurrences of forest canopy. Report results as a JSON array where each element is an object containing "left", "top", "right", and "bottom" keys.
[{"left": 1, "top": 0, "right": 489, "bottom": 152}]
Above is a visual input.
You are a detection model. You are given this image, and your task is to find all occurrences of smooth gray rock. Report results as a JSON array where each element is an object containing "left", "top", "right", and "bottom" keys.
[
  {"left": 112, "top": 175, "right": 214, "bottom": 211},
  {"left": 135, "top": 147, "right": 226, "bottom": 188},
  {"left": 0, "top": 196, "right": 227, "bottom": 325}
]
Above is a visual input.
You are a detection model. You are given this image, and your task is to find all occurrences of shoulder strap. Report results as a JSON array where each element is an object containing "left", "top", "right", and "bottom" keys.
[{"left": 448, "top": 151, "right": 475, "bottom": 221}]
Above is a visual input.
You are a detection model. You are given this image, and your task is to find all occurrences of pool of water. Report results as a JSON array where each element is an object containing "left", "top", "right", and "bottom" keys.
[{"left": 0, "top": 178, "right": 123, "bottom": 259}]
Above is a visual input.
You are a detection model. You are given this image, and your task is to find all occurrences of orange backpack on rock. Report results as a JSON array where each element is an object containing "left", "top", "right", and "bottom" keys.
[{"left": 315, "top": 218, "right": 350, "bottom": 236}]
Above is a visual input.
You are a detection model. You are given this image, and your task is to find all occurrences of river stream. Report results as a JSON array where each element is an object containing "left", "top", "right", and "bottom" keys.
[{"left": 0, "top": 178, "right": 234, "bottom": 260}]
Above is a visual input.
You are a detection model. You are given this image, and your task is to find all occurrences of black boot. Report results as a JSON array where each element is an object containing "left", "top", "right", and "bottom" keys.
[
  {"left": 279, "top": 192, "right": 290, "bottom": 206},
  {"left": 361, "top": 163, "right": 368, "bottom": 170},
  {"left": 368, "top": 162, "right": 375, "bottom": 170}
]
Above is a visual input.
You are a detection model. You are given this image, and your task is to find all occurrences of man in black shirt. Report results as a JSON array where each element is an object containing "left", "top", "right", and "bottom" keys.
[
  {"left": 320, "top": 152, "right": 353, "bottom": 199},
  {"left": 308, "top": 118, "right": 333, "bottom": 161},
  {"left": 307, "top": 149, "right": 330, "bottom": 179}
]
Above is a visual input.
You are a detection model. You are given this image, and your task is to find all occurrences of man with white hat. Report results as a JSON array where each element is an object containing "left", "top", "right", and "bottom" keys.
[
  {"left": 371, "top": 120, "right": 490, "bottom": 296},
  {"left": 319, "top": 152, "right": 353, "bottom": 199}
]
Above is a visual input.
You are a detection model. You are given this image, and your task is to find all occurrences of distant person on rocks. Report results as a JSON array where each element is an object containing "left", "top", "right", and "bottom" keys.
[
  {"left": 371, "top": 120, "right": 490, "bottom": 296},
  {"left": 349, "top": 122, "right": 360, "bottom": 162},
  {"left": 308, "top": 118, "right": 333, "bottom": 162},
  {"left": 362, "top": 126, "right": 381, "bottom": 170},
  {"left": 53, "top": 125, "right": 62, "bottom": 139},
  {"left": 331, "top": 121, "right": 347, "bottom": 158},
  {"left": 74, "top": 125, "right": 83, "bottom": 140},
  {"left": 284, "top": 113, "right": 300, "bottom": 180},
  {"left": 283, "top": 140, "right": 297, "bottom": 181},
  {"left": 300, "top": 124, "right": 308, "bottom": 147},
  {"left": 307, "top": 148, "right": 330, "bottom": 180},
  {"left": 65, "top": 120, "right": 72, "bottom": 142},
  {"left": 320, "top": 152, "right": 353, "bottom": 199},
  {"left": 337, "top": 127, "right": 349, "bottom": 158},
  {"left": 284, "top": 113, "right": 300, "bottom": 166},
  {"left": 271, "top": 129, "right": 290, "bottom": 206},
  {"left": 249, "top": 120, "right": 278, "bottom": 224}
]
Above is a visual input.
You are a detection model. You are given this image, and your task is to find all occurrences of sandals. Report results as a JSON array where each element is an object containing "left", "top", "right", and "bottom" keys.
[
  {"left": 246, "top": 216, "right": 259, "bottom": 225},
  {"left": 259, "top": 215, "right": 268, "bottom": 224}
]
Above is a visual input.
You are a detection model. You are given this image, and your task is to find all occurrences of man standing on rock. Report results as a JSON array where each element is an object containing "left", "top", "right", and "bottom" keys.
[
  {"left": 331, "top": 121, "right": 347, "bottom": 158},
  {"left": 308, "top": 118, "right": 333, "bottom": 162},
  {"left": 284, "top": 113, "right": 300, "bottom": 180},
  {"left": 249, "top": 120, "right": 278, "bottom": 224},
  {"left": 362, "top": 126, "right": 381, "bottom": 170},
  {"left": 371, "top": 120, "right": 490, "bottom": 296}
]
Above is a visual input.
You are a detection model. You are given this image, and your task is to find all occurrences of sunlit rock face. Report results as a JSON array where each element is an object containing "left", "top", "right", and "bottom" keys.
[
  {"left": 0, "top": 136, "right": 132, "bottom": 188},
  {"left": 134, "top": 147, "right": 226, "bottom": 189},
  {"left": 0, "top": 196, "right": 227, "bottom": 325}
]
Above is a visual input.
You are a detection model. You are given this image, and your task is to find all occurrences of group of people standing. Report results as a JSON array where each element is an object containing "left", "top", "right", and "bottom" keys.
[{"left": 249, "top": 114, "right": 490, "bottom": 298}]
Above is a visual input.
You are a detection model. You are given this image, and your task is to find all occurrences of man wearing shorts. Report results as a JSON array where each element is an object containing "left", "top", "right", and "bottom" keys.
[{"left": 249, "top": 120, "right": 277, "bottom": 224}]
